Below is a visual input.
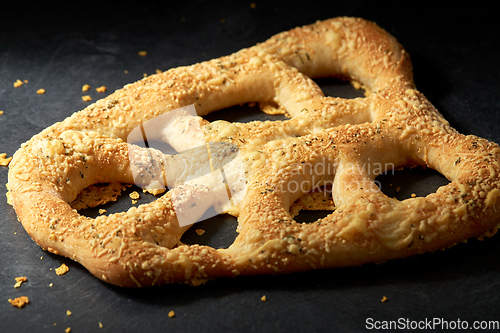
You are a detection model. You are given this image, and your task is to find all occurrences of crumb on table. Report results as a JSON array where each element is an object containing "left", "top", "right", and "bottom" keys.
[
  {"left": 55, "top": 263, "right": 69, "bottom": 276},
  {"left": 14, "top": 276, "right": 27, "bottom": 288},
  {"left": 0, "top": 153, "right": 12, "bottom": 166},
  {"left": 8, "top": 296, "right": 29, "bottom": 308}
]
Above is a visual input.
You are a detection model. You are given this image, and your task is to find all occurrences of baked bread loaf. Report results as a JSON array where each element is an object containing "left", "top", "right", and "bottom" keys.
[{"left": 8, "top": 17, "right": 500, "bottom": 287}]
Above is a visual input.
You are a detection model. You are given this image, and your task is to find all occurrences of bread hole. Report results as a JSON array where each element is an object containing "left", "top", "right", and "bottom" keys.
[
  {"left": 74, "top": 183, "right": 158, "bottom": 218},
  {"left": 202, "top": 102, "right": 289, "bottom": 123},
  {"left": 294, "top": 209, "right": 333, "bottom": 224},
  {"left": 71, "top": 139, "right": 178, "bottom": 217},
  {"left": 202, "top": 77, "right": 365, "bottom": 125},
  {"left": 375, "top": 166, "right": 450, "bottom": 200},
  {"left": 74, "top": 183, "right": 239, "bottom": 248},
  {"left": 180, "top": 213, "right": 239, "bottom": 249},
  {"left": 74, "top": 135, "right": 240, "bottom": 247},
  {"left": 313, "top": 77, "right": 366, "bottom": 99},
  {"left": 290, "top": 185, "right": 335, "bottom": 224}
]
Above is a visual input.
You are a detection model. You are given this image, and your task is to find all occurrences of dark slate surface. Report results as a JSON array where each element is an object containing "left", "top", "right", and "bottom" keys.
[{"left": 1, "top": 2, "right": 499, "bottom": 332}]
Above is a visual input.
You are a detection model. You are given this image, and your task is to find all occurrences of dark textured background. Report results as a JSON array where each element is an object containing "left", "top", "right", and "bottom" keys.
[{"left": 1, "top": 1, "right": 499, "bottom": 332}]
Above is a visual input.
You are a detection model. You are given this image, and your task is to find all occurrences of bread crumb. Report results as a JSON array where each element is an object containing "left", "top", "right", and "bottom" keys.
[
  {"left": 381, "top": 296, "right": 388, "bottom": 302},
  {"left": 99, "top": 322, "right": 103, "bottom": 328},
  {"left": 82, "top": 84, "right": 90, "bottom": 92},
  {"left": 82, "top": 95, "right": 92, "bottom": 102},
  {"left": 96, "top": 86, "right": 107, "bottom": 93},
  {"left": 65, "top": 327, "right": 71, "bottom": 333},
  {"left": 195, "top": 229, "right": 205, "bottom": 236},
  {"left": 49, "top": 283, "right": 53, "bottom": 287},
  {"left": 99, "top": 209, "right": 107, "bottom": 215},
  {"left": 156, "top": 69, "right": 162, "bottom": 74},
  {"left": 37, "top": 88, "right": 45, "bottom": 94},
  {"left": 0, "top": 111, "right": 3, "bottom": 115},
  {"left": 132, "top": 200, "right": 138, "bottom": 204},
  {"left": 143, "top": 187, "right": 165, "bottom": 195},
  {"left": 13, "top": 79, "right": 24, "bottom": 87},
  {"left": 66, "top": 310, "right": 72, "bottom": 316},
  {"left": 6, "top": 190, "right": 12, "bottom": 205},
  {"left": 250, "top": 2, "right": 256, "bottom": 8},
  {"left": 14, "top": 276, "right": 27, "bottom": 288},
  {"left": 8, "top": 296, "right": 29, "bottom": 308},
  {"left": 129, "top": 191, "right": 140, "bottom": 200},
  {"left": 55, "top": 263, "right": 69, "bottom": 276},
  {"left": 396, "top": 186, "right": 401, "bottom": 193},
  {"left": 261, "top": 295, "right": 267, "bottom": 301},
  {"left": 138, "top": 51, "right": 147, "bottom": 56},
  {"left": 0, "top": 153, "right": 13, "bottom": 166},
  {"left": 168, "top": 310, "right": 175, "bottom": 318},
  {"left": 411, "top": 193, "right": 416, "bottom": 198}
]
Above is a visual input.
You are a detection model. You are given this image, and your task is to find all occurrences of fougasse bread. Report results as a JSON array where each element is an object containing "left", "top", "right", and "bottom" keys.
[{"left": 8, "top": 17, "right": 500, "bottom": 287}]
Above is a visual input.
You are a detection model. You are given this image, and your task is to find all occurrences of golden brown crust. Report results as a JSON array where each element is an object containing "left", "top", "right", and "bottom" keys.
[{"left": 8, "top": 17, "right": 500, "bottom": 287}]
